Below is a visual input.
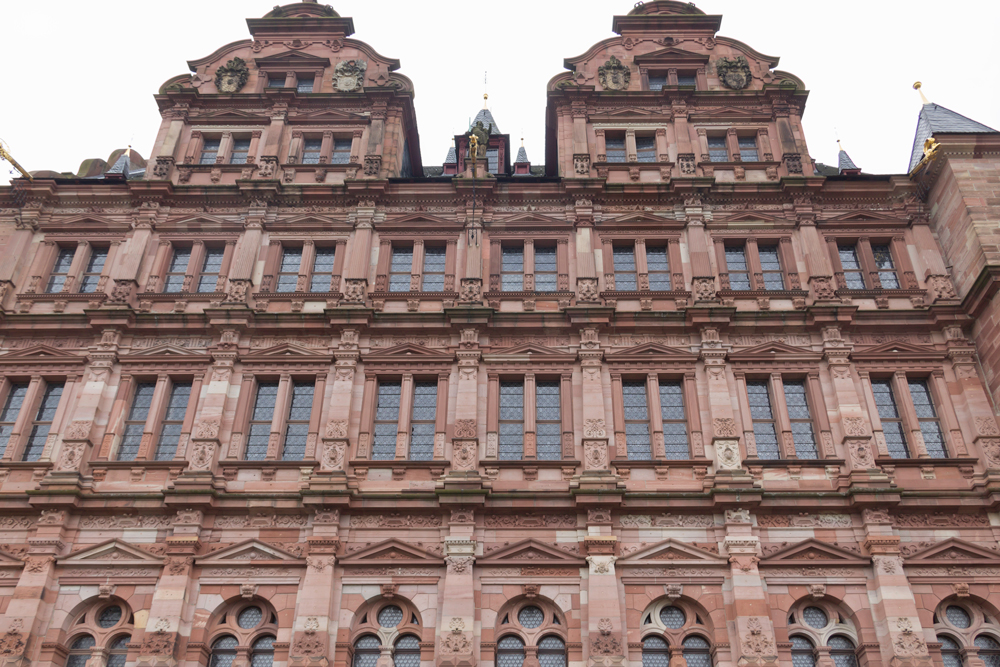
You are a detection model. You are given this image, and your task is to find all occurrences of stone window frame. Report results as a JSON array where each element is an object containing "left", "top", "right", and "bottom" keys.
[
  {"left": 695, "top": 126, "right": 775, "bottom": 165},
  {"left": 0, "top": 374, "right": 71, "bottom": 464},
  {"left": 732, "top": 371, "right": 832, "bottom": 462},
  {"left": 206, "top": 597, "right": 280, "bottom": 663},
  {"left": 933, "top": 598, "right": 1000, "bottom": 662},
  {"left": 637, "top": 597, "right": 716, "bottom": 667},
  {"left": 712, "top": 234, "right": 802, "bottom": 294},
  {"left": 486, "top": 235, "right": 572, "bottom": 302},
  {"left": 786, "top": 599, "right": 862, "bottom": 652},
  {"left": 357, "top": 371, "right": 450, "bottom": 463},
  {"left": 485, "top": 372, "right": 571, "bottom": 463},
  {"left": 609, "top": 371, "right": 704, "bottom": 464},
  {"left": 494, "top": 596, "right": 568, "bottom": 650},
  {"left": 227, "top": 373, "right": 327, "bottom": 463},
  {"left": 824, "top": 235, "right": 919, "bottom": 292},
  {"left": 258, "top": 237, "right": 348, "bottom": 295},
  {"left": 598, "top": 235, "right": 684, "bottom": 295},
  {"left": 349, "top": 595, "right": 426, "bottom": 665},
  {"left": 24, "top": 240, "right": 116, "bottom": 298},
  {"left": 643, "top": 67, "right": 701, "bottom": 91},
  {"left": 62, "top": 598, "right": 136, "bottom": 667},
  {"left": 592, "top": 124, "right": 671, "bottom": 174},
  {"left": 182, "top": 128, "right": 264, "bottom": 169},
  {"left": 372, "top": 235, "right": 459, "bottom": 298},
  {"left": 140, "top": 238, "right": 237, "bottom": 297}
]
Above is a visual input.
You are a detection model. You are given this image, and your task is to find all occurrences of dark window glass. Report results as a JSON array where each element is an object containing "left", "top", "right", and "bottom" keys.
[
  {"left": 422, "top": 246, "right": 446, "bottom": 292},
  {"left": 908, "top": 380, "right": 946, "bottom": 457},
  {"left": 536, "top": 381, "right": 562, "bottom": 461},
  {"left": 643, "top": 636, "right": 669, "bottom": 667},
  {"left": 803, "top": 607, "right": 829, "bottom": 629},
  {"left": 501, "top": 246, "right": 524, "bottom": 292},
  {"left": 267, "top": 76, "right": 284, "bottom": 88},
  {"left": 791, "top": 636, "right": 816, "bottom": 667},
  {"left": 251, "top": 635, "right": 274, "bottom": 667},
  {"left": 67, "top": 635, "right": 97, "bottom": 667},
  {"left": 163, "top": 248, "right": 191, "bottom": 293},
  {"left": 198, "top": 248, "right": 224, "bottom": 293},
  {"left": 499, "top": 382, "right": 524, "bottom": 461},
  {"left": 353, "top": 636, "right": 381, "bottom": 667},
  {"left": 282, "top": 382, "right": 314, "bottom": 461},
  {"left": 606, "top": 136, "right": 626, "bottom": 163},
  {"left": 871, "top": 244, "right": 899, "bottom": 289},
  {"left": 497, "top": 636, "right": 526, "bottom": 667},
  {"left": 678, "top": 73, "right": 697, "bottom": 87},
  {"left": 297, "top": 76, "right": 314, "bottom": 93},
  {"left": 277, "top": 248, "right": 302, "bottom": 293},
  {"left": 828, "top": 636, "right": 857, "bottom": 667},
  {"left": 725, "top": 246, "right": 751, "bottom": 290},
  {"left": 0, "top": 384, "right": 28, "bottom": 444},
  {"left": 646, "top": 245, "right": 671, "bottom": 291},
  {"left": 487, "top": 148, "right": 499, "bottom": 174},
  {"left": 613, "top": 246, "right": 637, "bottom": 291},
  {"left": 518, "top": 606, "right": 544, "bottom": 628},
  {"left": 623, "top": 380, "right": 651, "bottom": 460},
  {"left": 118, "top": 382, "right": 155, "bottom": 461},
  {"left": 747, "top": 380, "right": 779, "bottom": 459},
  {"left": 395, "top": 636, "right": 421, "bottom": 667},
  {"left": 378, "top": 605, "right": 403, "bottom": 627},
  {"left": 659, "top": 381, "right": 689, "bottom": 459},
  {"left": 106, "top": 635, "right": 131, "bottom": 667},
  {"left": 156, "top": 382, "right": 191, "bottom": 461},
  {"left": 758, "top": 246, "right": 784, "bottom": 290},
  {"left": 231, "top": 138, "right": 251, "bottom": 164},
  {"left": 539, "top": 636, "right": 566, "bottom": 667},
  {"left": 200, "top": 139, "right": 221, "bottom": 165},
  {"left": 838, "top": 245, "right": 866, "bottom": 289},
  {"left": 946, "top": 606, "right": 972, "bottom": 629},
  {"left": 238, "top": 606, "right": 262, "bottom": 629},
  {"left": 22, "top": 383, "right": 63, "bottom": 462},
  {"left": 389, "top": 247, "right": 413, "bottom": 293},
  {"left": 636, "top": 136, "right": 657, "bottom": 163},
  {"left": 246, "top": 383, "right": 278, "bottom": 461},
  {"left": 79, "top": 248, "right": 107, "bottom": 293},
  {"left": 211, "top": 635, "right": 239, "bottom": 667},
  {"left": 660, "top": 606, "right": 686, "bottom": 628},
  {"left": 47, "top": 248, "right": 75, "bottom": 293},
  {"left": 410, "top": 382, "right": 436, "bottom": 461},
  {"left": 975, "top": 636, "right": 1000, "bottom": 667},
  {"left": 332, "top": 139, "right": 352, "bottom": 165},
  {"left": 939, "top": 636, "right": 962, "bottom": 667},
  {"left": 708, "top": 136, "right": 729, "bottom": 162},
  {"left": 683, "top": 636, "right": 712, "bottom": 667},
  {"left": 738, "top": 136, "right": 759, "bottom": 162},
  {"left": 372, "top": 382, "right": 401, "bottom": 461},
  {"left": 98, "top": 605, "right": 123, "bottom": 628},
  {"left": 784, "top": 381, "right": 818, "bottom": 458},
  {"left": 648, "top": 75, "right": 667, "bottom": 91},
  {"left": 311, "top": 247, "right": 336, "bottom": 292},
  {"left": 535, "top": 245, "right": 557, "bottom": 292},
  {"left": 302, "top": 138, "right": 323, "bottom": 164},
  {"left": 871, "top": 379, "right": 909, "bottom": 458}
]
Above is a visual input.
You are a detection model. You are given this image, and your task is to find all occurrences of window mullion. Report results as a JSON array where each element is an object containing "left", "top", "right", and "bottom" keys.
[
  {"left": 769, "top": 373, "right": 795, "bottom": 459},
  {"left": 646, "top": 373, "right": 664, "bottom": 458},
  {"left": 523, "top": 374, "right": 537, "bottom": 460},
  {"left": 892, "top": 371, "right": 927, "bottom": 457},
  {"left": 299, "top": 241, "right": 316, "bottom": 292},
  {"left": 64, "top": 241, "right": 92, "bottom": 294},
  {"left": 930, "top": 370, "right": 964, "bottom": 456},
  {"left": 137, "top": 375, "right": 172, "bottom": 460},
  {"left": 523, "top": 239, "right": 534, "bottom": 291},
  {"left": 266, "top": 375, "right": 293, "bottom": 460},
  {"left": 635, "top": 239, "right": 649, "bottom": 291},
  {"left": 744, "top": 237, "right": 763, "bottom": 290},
  {"left": 857, "top": 237, "right": 880, "bottom": 289},
  {"left": 396, "top": 374, "right": 415, "bottom": 459},
  {"left": 410, "top": 241, "right": 424, "bottom": 292}
]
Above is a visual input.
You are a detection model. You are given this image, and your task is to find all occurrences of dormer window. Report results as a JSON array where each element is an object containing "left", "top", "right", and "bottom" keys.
[{"left": 296, "top": 74, "right": 315, "bottom": 93}]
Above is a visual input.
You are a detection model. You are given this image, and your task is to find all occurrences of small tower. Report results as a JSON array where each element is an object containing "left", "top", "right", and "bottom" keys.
[
  {"left": 513, "top": 138, "right": 531, "bottom": 176},
  {"left": 442, "top": 147, "right": 458, "bottom": 176},
  {"left": 837, "top": 140, "right": 861, "bottom": 176},
  {"left": 453, "top": 94, "right": 511, "bottom": 176}
]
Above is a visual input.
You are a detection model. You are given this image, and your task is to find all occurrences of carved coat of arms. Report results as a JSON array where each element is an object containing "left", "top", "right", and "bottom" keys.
[
  {"left": 334, "top": 59, "right": 367, "bottom": 92},
  {"left": 716, "top": 56, "right": 752, "bottom": 90},
  {"left": 215, "top": 57, "right": 249, "bottom": 93},
  {"left": 597, "top": 55, "right": 631, "bottom": 91}
]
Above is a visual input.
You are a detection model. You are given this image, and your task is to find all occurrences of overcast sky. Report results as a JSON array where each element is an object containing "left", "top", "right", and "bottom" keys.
[{"left": 2, "top": 0, "right": 998, "bottom": 182}]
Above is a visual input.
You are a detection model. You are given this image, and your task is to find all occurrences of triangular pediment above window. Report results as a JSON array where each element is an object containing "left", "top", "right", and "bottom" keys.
[
  {"left": 292, "top": 109, "right": 370, "bottom": 122},
  {"left": 274, "top": 214, "right": 351, "bottom": 227},
  {"left": 605, "top": 343, "right": 698, "bottom": 362},
  {"left": 363, "top": 344, "right": 454, "bottom": 363},
  {"left": 619, "top": 539, "right": 727, "bottom": 565},
  {"left": 125, "top": 344, "right": 208, "bottom": 357},
  {"left": 243, "top": 342, "right": 328, "bottom": 358},
  {"left": 693, "top": 106, "right": 765, "bottom": 119},
  {"left": 716, "top": 212, "right": 790, "bottom": 224},
  {"left": 0, "top": 345, "right": 84, "bottom": 362},
  {"left": 606, "top": 212, "right": 682, "bottom": 227},
  {"left": 198, "top": 539, "right": 304, "bottom": 564},
  {"left": 379, "top": 213, "right": 462, "bottom": 230},
  {"left": 903, "top": 538, "right": 1000, "bottom": 565},
  {"left": 484, "top": 343, "right": 575, "bottom": 362},
  {"left": 61, "top": 539, "right": 165, "bottom": 564},
  {"left": 253, "top": 51, "right": 332, "bottom": 67},
  {"left": 850, "top": 341, "right": 945, "bottom": 362},
  {"left": 478, "top": 539, "right": 585, "bottom": 565},
  {"left": 164, "top": 214, "right": 240, "bottom": 228},
  {"left": 197, "top": 109, "right": 269, "bottom": 121},
  {"left": 759, "top": 539, "right": 869, "bottom": 566},
  {"left": 728, "top": 342, "right": 821, "bottom": 362},
  {"left": 493, "top": 212, "right": 569, "bottom": 227},
  {"left": 632, "top": 46, "right": 710, "bottom": 67},
  {"left": 824, "top": 211, "right": 903, "bottom": 224},
  {"left": 338, "top": 539, "right": 444, "bottom": 566}
]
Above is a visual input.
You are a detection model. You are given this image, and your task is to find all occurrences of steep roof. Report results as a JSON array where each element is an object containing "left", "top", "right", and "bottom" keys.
[
  {"left": 443, "top": 147, "right": 457, "bottom": 165},
  {"left": 838, "top": 149, "right": 859, "bottom": 172},
  {"left": 515, "top": 146, "right": 529, "bottom": 163},
  {"left": 908, "top": 103, "right": 998, "bottom": 172},
  {"left": 472, "top": 108, "right": 500, "bottom": 134}
]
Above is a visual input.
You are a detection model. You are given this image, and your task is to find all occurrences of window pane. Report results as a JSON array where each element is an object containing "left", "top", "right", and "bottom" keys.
[
  {"left": 502, "top": 247, "right": 524, "bottom": 292},
  {"left": 783, "top": 381, "right": 818, "bottom": 458},
  {"left": 747, "top": 381, "right": 779, "bottom": 459},
  {"left": 536, "top": 381, "right": 562, "bottom": 461},
  {"left": 636, "top": 136, "right": 657, "bottom": 163},
  {"left": 646, "top": 246, "right": 671, "bottom": 291},
  {"left": 117, "top": 383, "right": 156, "bottom": 461},
  {"left": 0, "top": 384, "right": 28, "bottom": 444},
  {"left": 837, "top": 245, "right": 866, "bottom": 289},
  {"left": 372, "top": 382, "right": 401, "bottom": 460},
  {"left": 871, "top": 380, "right": 909, "bottom": 458},
  {"left": 738, "top": 136, "right": 759, "bottom": 162},
  {"left": 282, "top": 383, "right": 314, "bottom": 461},
  {"left": 389, "top": 248, "right": 413, "bottom": 293},
  {"left": 200, "top": 139, "right": 220, "bottom": 165},
  {"left": 871, "top": 245, "right": 899, "bottom": 289},
  {"left": 47, "top": 249, "right": 75, "bottom": 292},
  {"left": 708, "top": 136, "right": 728, "bottom": 162},
  {"left": 198, "top": 249, "right": 224, "bottom": 293},
  {"left": 246, "top": 383, "right": 279, "bottom": 461},
  {"left": 758, "top": 246, "right": 784, "bottom": 290},
  {"left": 623, "top": 381, "right": 651, "bottom": 460},
  {"left": 648, "top": 76, "right": 667, "bottom": 91},
  {"left": 22, "top": 384, "right": 63, "bottom": 462},
  {"left": 78, "top": 249, "right": 108, "bottom": 293},
  {"left": 422, "top": 246, "right": 446, "bottom": 292},
  {"left": 535, "top": 246, "right": 557, "bottom": 292},
  {"left": 606, "top": 137, "right": 626, "bottom": 163},
  {"left": 909, "top": 380, "right": 946, "bottom": 457},
  {"left": 332, "top": 139, "right": 352, "bottom": 165},
  {"left": 726, "top": 247, "right": 751, "bottom": 290},
  {"left": 678, "top": 73, "right": 697, "bottom": 86},
  {"left": 311, "top": 248, "right": 336, "bottom": 291},
  {"left": 614, "top": 246, "right": 637, "bottom": 291},
  {"left": 659, "top": 382, "right": 688, "bottom": 459},
  {"left": 155, "top": 383, "right": 190, "bottom": 461},
  {"left": 409, "top": 382, "right": 436, "bottom": 461},
  {"left": 499, "top": 382, "right": 524, "bottom": 461},
  {"left": 297, "top": 79, "right": 314, "bottom": 93},
  {"left": 231, "top": 139, "right": 251, "bottom": 164}
]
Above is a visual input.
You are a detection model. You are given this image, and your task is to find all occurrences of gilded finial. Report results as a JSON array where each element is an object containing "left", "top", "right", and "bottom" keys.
[
  {"left": 483, "top": 93, "right": 489, "bottom": 109},
  {"left": 913, "top": 81, "right": 930, "bottom": 105}
]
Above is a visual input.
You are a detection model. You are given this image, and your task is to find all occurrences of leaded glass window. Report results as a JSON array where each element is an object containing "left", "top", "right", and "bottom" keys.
[
  {"left": 791, "top": 636, "right": 816, "bottom": 667},
  {"left": 198, "top": 248, "right": 225, "bottom": 293},
  {"left": 646, "top": 245, "right": 672, "bottom": 291},
  {"left": 747, "top": 380, "right": 779, "bottom": 459},
  {"left": 47, "top": 248, "right": 75, "bottom": 293},
  {"left": 422, "top": 246, "right": 446, "bottom": 292},
  {"left": 784, "top": 381, "right": 818, "bottom": 458},
  {"left": 725, "top": 246, "right": 751, "bottom": 290},
  {"left": 678, "top": 73, "right": 697, "bottom": 87},
  {"left": 277, "top": 248, "right": 302, "bottom": 292},
  {"left": 410, "top": 382, "right": 436, "bottom": 461},
  {"left": 22, "top": 383, "right": 62, "bottom": 462},
  {"left": 0, "top": 384, "right": 28, "bottom": 444},
  {"left": 872, "top": 244, "right": 899, "bottom": 289},
  {"left": 67, "top": 635, "right": 97, "bottom": 667},
  {"left": 231, "top": 138, "right": 251, "bottom": 164},
  {"left": 156, "top": 382, "right": 191, "bottom": 461},
  {"left": 499, "top": 382, "right": 524, "bottom": 461},
  {"left": 389, "top": 247, "right": 413, "bottom": 292},
  {"left": 802, "top": 607, "right": 828, "bottom": 629},
  {"left": 238, "top": 606, "right": 263, "bottom": 629},
  {"left": 642, "top": 636, "right": 669, "bottom": 667},
  {"left": 502, "top": 246, "right": 524, "bottom": 292},
  {"left": 211, "top": 636, "right": 239, "bottom": 667},
  {"left": 648, "top": 75, "right": 667, "bottom": 91},
  {"left": 708, "top": 136, "right": 729, "bottom": 162},
  {"left": 200, "top": 139, "right": 221, "bottom": 164},
  {"left": 99, "top": 605, "right": 123, "bottom": 628},
  {"left": 683, "top": 635, "right": 712, "bottom": 667},
  {"left": 302, "top": 138, "right": 322, "bottom": 163},
  {"left": 738, "top": 136, "right": 759, "bottom": 162},
  {"left": 828, "top": 636, "right": 857, "bottom": 667},
  {"left": 311, "top": 247, "right": 336, "bottom": 292},
  {"left": 487, "top": 148, "right": 499, "bottom": 174},
  {"left": 282, "top": 382, "right": 314, "bottom": 461},
  {"left": 118, "top": 383, "right": 155, "bottom": 461},
  {"left": 977, "top": 636, "right": 1000, "bottom": 667},
  {"left": 660, "top": 606, "right": 686, "bottom": 628},
  {"left": 267, "top": 76, "right": 284, "bottom": 88},
  {"left": 164, "top": 248, "right": 191, "bottom": 293},
  {"left": 246, "top": 383, "right": 279, "bottom": 461},
  {"left": 251, "top": 636, "right": 275, "bottom": 667},
  {"left": 606, "top": 136, "right": 626, "bottom": 163},
  {"left": 535, "top": 245, "right": 557, "bottom": 292},
  {"left": 759, "top": 245, "right": 784, "bottom": 290},
  {"left": 946, "top": 606, "right": 972, "bottom": 629},
  {"left": 353, "top": 636, "right": 381, "bottom": 667},
  {"left": 372, "top": 382, "right": 401, "bottom": 461},
  {"left": 623, "top": 380, "right": 652, "bottom": 460},
  {"left": 838, "top": 245, "right": 866, "bottom": 289},
  {"left": 378, "top": 605, "right": 404, "bottom": 627},
  {"left": 613, "top": 246, "right": 637, "bottom": 291},
  {"left": 538, "top": 636, "right": 566, "bottom": 667},
  {"left": 518, "top": 605, "right": 543, "bottom": 628},
  {"left": 636, "top": 136, "right": 657, "bottom": 163},
  {"left": 395, "top": 635, "right": 421, "bottom": 667},
  {"left": 939, "top": 636, "right": 962, "bottom": 667},
  {"left": 871, "top": 379, "right": 909, "bottom": 458},
  {"left": 497, "top": 636, "right": 525, "bottom": 667},
  {"left": 332, "top": 139, "right": 352, "bottom": 165},
  {"left": 909, "top": 380, "right": 946, "bottom": 457},
  {"left": 536, "top": 381, "right": 562, "bottom": 461},
  {"left": 107, "top": 635, "right": 130, "bottom": 667},
  {"left": 659, "top": 381, "right": 689, "bottom": 459},
  {"left": 79, "top": 248, "right": 107, "bottom": 293}
]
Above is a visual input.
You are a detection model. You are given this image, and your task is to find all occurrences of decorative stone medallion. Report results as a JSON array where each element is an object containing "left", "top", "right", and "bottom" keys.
[
  {"left": 215, "top": 57, "right": 250, "bottom": 93},
  {"left": 334, "top": 59, "right": 367, "bottom": 92},
  {"left": 598, "top": 55, "right": 631, "bottom": 90},
  {"left": 716, "top": 56, "right": 752, "bottom": 90}
]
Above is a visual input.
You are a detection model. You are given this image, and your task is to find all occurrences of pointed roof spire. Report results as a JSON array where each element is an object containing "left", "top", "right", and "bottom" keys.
[
  {"left": 907, "top": 83, "right": 998, "bottom": 172},
  {"left": 837, "top": 140, "right": 860, "bottom": 175},
  {"left": 515, "top": 138, "right": 529, "bottom": 164},
  {"left": 443, "top": 147, "right": 457, "bottom": 165},
  {"left": 913, "top": 81, "right": 930, "bottom": 105}
]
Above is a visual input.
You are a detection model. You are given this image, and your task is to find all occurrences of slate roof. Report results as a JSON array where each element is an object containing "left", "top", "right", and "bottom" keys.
[
  {"left": 443, "top": 147, "right": 457, "bottom": 164},
  {"left": 472, "top": 108, "right": 500, "bottom": 134},
  {"left": 838, "top": 149, "right": 859, "bottom": 172},
  {"left": 813, "top": 162, "right": 839, "bottom": 177},
  {"left": 908, "top": 103, "right": 998, "bottom": 172},
  {"left": 515, "top": 146, "right": 529, "bottom": 163}
]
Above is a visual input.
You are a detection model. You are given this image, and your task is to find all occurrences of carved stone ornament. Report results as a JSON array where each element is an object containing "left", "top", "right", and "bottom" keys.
[
  {"left": 713, "top": 418, "right": 738, "bottom": 438},
  {"left": 446, "top": 556, "right": 475, "bottom": 573},
  {"left": 574, "top": 154, "right": 591, "bottom": 176},
  {"left": 334, "top": 59, "right": 367, "bottom": 92},
  {"left": 193, "top": 419, "right": 220, "bottom": 440},
  {"left": 190, "top": 441, "right": 216, "bottom": 470},
  {"left": 849, "top": 439, "right": 876, "bottom": 469},
  {"left": 57, "top": 442, "right": 85, "bottom": 471},
  {"left": 584, "top": 418, "right": 606, "bottom": 438},
  {"left": 321, "top": 441, "right": 346, "bottom": 471},
  {"left": 0, "top": 629, "right": 26, "bottom": 657},
  {"left": 584, "top": 440, "right": 608, "bottom": 470},
  {"left": 452, "top": 440, "right": 477, "bottom": 470},
  {"left": 577, "top": 277, "right": 599, "bottom": 302},
  {"left": 325, "top": 420, "right": 349, "bottom": 439},
  {"left": 215, "top": 57, "right": 250, "bottom": 93},
  {"left": 693, "top": 277, "right": 716, "bottom": 301},
  {"left": 64, "top": 420, "right": 92, "bottom": 441},
  {"left": 342, "top": 278, "right": 366, "bottom": 304},
  {"left": 459, "top": 278, "right": 482, "bottom": 303},
  {"left": 591, "top": 617, "right": 622, "bottom": 655},
  {"left": 716, "top": 439, "right": 741, "bottom": 470},
  {"left": 139, "top": 630, "right": 175, "bottom": 656},
  {"left": 598, "top": 55, "right": 631, "bottom": 90},
  {"left": 716, "top": 56, "right": 752, "bottom": 90},
  {"left": 741, "top": 617, "right": 776, "bottom": 657},
  {"left": 454, "top": 419, "right": 477, "bottom": 439}
]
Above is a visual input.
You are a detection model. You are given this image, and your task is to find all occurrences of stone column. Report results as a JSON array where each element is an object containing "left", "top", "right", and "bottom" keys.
[
  {"left": 687, "top": 211, "right": 716, "bottom": 302},
  {"left": 0, "top": 217, "right": 38, "bottom": 309},
  {"left": 822, "top": 328, "right": 880, "bottom": 477},
  {"left": 289, "top": 509, "right": 341, "bottom": 667},
  {"left": 343, "top": 208, "right": 375, "bottom": 304},
  {"left": 571, "top": 104, "right": 591, "bottom": 177},
  {"left": 575, "top": 201, "right": 599, "bottom": 303},
  {"left": 724, "top": 511, "right": 778, "bottom": 667},
  {"left": 584, "top": 538, "right": 624, "bottom": 667},
  {"left": 224, "top": 214, "right": 265, "bottom": 305},
  {"left": 438, "top": 529, "right": 476, "bottom": 667},
  {"left": 459, "top": 215, "right": 483, "bottom": 305},
  {"left": 700, "top": 328, "right": 743, "bottom": 477},
  {"left": 579, "top": 328, "right": 609, "bottom": 472},
  {"left": 442, "top": 329, "right": 481, "bottom": 488}
]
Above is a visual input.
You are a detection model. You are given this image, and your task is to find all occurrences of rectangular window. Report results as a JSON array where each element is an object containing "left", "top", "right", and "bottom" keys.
[
  {"left": 282, "top": 382, "right": 314, "bottom": 461},
  {"left": 296, "top": 76, "right": 314, "bottom": 93},
  {"left": 606, "top": 136, "right": 626, "bottom": 163},
  {"left": 623, "top": 380, "right": 652, "bottom": 460},
  {"left": 230, "top": 138, "right": 251, "bottom": 164},
  {"left": 725, "top": 246, "right": 751, "bottom": 290},
  {"left": 0, "top": 384, "right": 28, "bottom": 444},
  {"left": 21, "top": 383, "right": 62, "bottom": 462},
  {"left": 487, "top": 148, "right": 499, "bottom": 174},
  {"left": 677, "top": 73, "right": 697, "bottom": 87},
  {"left": 310, "top": 247, "right": 336, "bottom": 292},
  {"left": 499, "top": 381, "right": 524, "bottom": 460},
  {"left": 908, "top": 380, "right": 947, "bottom": 457},
  {"left": 422, "top": 246, "right": 446, "bottom": 292},
  {"left": 267, "top": 76, "right": 284, "bottom": 88},
  {"left": 659, "top": 381, "right": 689, "bottom": 460},
  {"left": 646, "top": 245, "right": 672, "bottom": 291},
  {"left": 276, "top": 247, "right": 302, "bottom": 292},
  {"left": 838, "top": 245, "right": 866, "bottom": 289},
  {"left": 708, "top": 136, "right": 729, "bottom": 162},
  {"left": 78, "top": 248, "right": 107, "bottom": 293},
  {"left": 199, "top": 139, "right": 220, "bottom": 165},
  {"left": 162, "top": 248, "right": 190, "bottom": 293},
  {"left": 871, "top": 244, "right": 899, "bottom": 289},
  {"left": 118, "top": 383, "right": 156, "bottom": 461},
  {"left": 331, "top": 139, "right": 352, "bottom": 165},
  {"left": 783, "top": 381, "right": 818, "bottom": 458},
  {"left": 372, "top": 381, "right": 401, "bottom": 461},
  {"left": 501, "top": 246, "right": 524, "bottom": 292},
  {"left": 746, "top": 380, "right": 779, "bottom": 460},
  {"left": 613, "top": 246, "right": 637, "bottom": 291},
  {"left": 648, "top": 75, "right": 667, "bottom": 91},
  {"left": 409, "top": 382, "right": 436, "bottom": 461},
  {"left": 738, "top": 136, "right": 759, "bottom": 162},
  {"left": 636, "top": 136, "right": 657, "bottom": 163},
  {"left": 302, "top": 138, "right": 323, "bottom": 164},
  {"left": 536, "top": 381, "right": 561, "bottom": 461},
  {"left": 155, "top": 382, "right": 191, "bottom": 461},
  {"left": 388, "top": 246, "right": 413, "bottom": 293},
  {"left": 871, "top": 379, "right": 908, "bottom": 458},
  {"left": 46, "top": 248, "right": 75, "bottom": 293},
  {"left": 758, "top": 245, "right": 784, "bottom": 290},
  {"left": 197, "top": 248, "right": 224, "bottom": 293},
  {"left": 246, "top": 383, "right": 279, "bottom": 461},
  {"left": 534, "top": 245, "right": 557, "bottom": 292}
]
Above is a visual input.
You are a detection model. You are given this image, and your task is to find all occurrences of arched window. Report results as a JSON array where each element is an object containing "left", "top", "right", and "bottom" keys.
[
  {"left": 251, "top": 635, "right": 275, "bottom": 667},
  {"left": 642, "top": 636, "right": 670, "bottom": 667},
  {"left": 98, "top": 605, "right": 124, "bottom": 629},
  {"left": 538, "top": 635, "right": 567, "bottom": 667},
  {"left": 975, "top": 635, "right": 1000, "bottom": 667},
  {"left": 791, "top": 636, "right": 816, "bottom": 667},
  {"left": 353, "top": 635, "right": 381, "bottom": 667},
  {"left": 683, "top": 635, "right": 712, "bottom": 667},
  {"left": 210, "top": 635, "right": 238, "bottom": 667},
  {"left": 394, "top": 635, "right": 421, "bottom": 667},
  {"left": 379, "top": 604, "right": 404, "bottom": 628},
  {"left": 828, "top": 635, "right": 857, "bottom": 667},
  {"left": 497, "top": 635, "right": 526, "bottom": 667},
  {"left": 107, "top": 635, "right": 131, "bottom": 667},
  {"left": 938, "top": 635, "right": 962, "bottom": 667},
  {"left": 66, "top": 635, "right": 95, "bottom": 667}
]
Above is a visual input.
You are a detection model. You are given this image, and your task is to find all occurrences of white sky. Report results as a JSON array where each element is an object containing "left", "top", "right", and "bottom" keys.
[{"left": 2, "top": 0, "right": 998, "bottom": 182}]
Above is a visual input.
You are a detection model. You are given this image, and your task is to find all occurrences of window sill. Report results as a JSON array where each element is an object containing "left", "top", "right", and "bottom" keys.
[
  {"left": 368, "top": 291, "right": 459, "bottom": 299},
  {"left": 698, "top": 160, "right": 780, "bottom": 168},
  {"left": 874, "top": 457, "right": 978, "bottom": 467},
  {"left": 90, "top": 460, "right": 189, "bottom": 469},
  {"left": 0, "top": 461, "right": 53, "bottom": 469},
  {"left": 601, "top": 290, "right": 692, "bottom": 298},
  {"left": 282, "top": 162, "right": 359, "bottom": 170},
  {"left": 350, "top": 459, "right": 447, "bottom": 469},
  {"left": 219, "top": 459, "right": 321, "bottom": 468},
  {"left": 835, "top": 288, "right": 924, "bottom": 297},
  {"left": 255, "top": 291, "right": 344, "bottom": 299},
  {"left": 485, "top": 290, "right": 575, "bottom": 299},
  {"left": 18, "top": 292, "right": 107, "bottom": 302},
  {"left": 137, "top": 291, "right": 226, "bottom": 301},
  {"left": 744, "top": 458, "right": 844, "bottom": 468},
  {"left": 717, "top": 289, "right": 808, "bottom": 298},
  {"left": 484, "top": 459, "right": 581, "bottom": 468},
  {"left": 611, "top": 458, "right": 713, "bottom": 467}
]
